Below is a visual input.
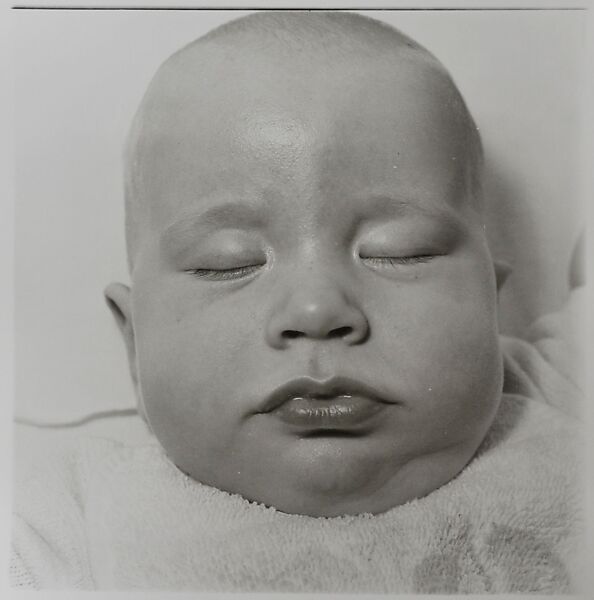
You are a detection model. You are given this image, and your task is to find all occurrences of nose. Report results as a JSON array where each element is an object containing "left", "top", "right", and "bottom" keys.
[{"left": 265, "top": 278, "right": 369, "bottom": 349}]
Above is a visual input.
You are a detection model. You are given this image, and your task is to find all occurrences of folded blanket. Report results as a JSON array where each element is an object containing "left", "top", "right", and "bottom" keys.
[{"left": 11, "top": 391, "right": 583, "bottom": 593}]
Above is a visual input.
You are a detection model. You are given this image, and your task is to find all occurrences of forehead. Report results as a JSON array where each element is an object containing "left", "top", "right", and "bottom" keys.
[{"left": 134, "top": 48, "right": 472, "bottom": 230}]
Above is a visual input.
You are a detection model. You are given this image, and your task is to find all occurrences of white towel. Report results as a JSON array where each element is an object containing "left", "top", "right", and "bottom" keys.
[{"left": 11, "top": 392, "right": 583, "bottom": 593}]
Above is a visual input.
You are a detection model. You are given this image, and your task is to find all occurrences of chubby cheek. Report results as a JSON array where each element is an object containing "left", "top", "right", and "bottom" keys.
[
  {"left": 415, "top": 308, "right": 501, "bottom": 444},
  {"left": 373, "top": 265, "right": 502, "bottom": 448},
  {"left": 131, "top": 277, "right": 264, "bottom": 460}
]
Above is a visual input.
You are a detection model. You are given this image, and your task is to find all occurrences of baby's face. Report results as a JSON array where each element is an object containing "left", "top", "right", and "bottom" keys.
[{"left": 120, "top": 49, "right": 502, "bottom": 516}]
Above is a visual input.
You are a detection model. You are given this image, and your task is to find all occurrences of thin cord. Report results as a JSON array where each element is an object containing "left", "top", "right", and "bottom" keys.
[{"left": 14, "top": 407, "right": 139, "bottom": 429}]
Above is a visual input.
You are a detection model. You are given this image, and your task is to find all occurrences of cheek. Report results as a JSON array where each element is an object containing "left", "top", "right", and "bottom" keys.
[
  {"left": 131, "top": 281, "right": 265, "bottom": 445},
  {"left": 419, "top": 310, "right": 502, "bottom": 436},
  {"left": 370, "top": 263, "right": 502, "bottom": 437},
  {"left": 379, "top": 299, "right": 500, "bottom": 396},
  {"left": 135, "top": 276, "right": 261, "bottom": 370}
]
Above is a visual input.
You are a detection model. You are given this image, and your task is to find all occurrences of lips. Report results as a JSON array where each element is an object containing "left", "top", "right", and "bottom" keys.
[{"left": 260, "top": 376, "right": 393, "bottom": 430}]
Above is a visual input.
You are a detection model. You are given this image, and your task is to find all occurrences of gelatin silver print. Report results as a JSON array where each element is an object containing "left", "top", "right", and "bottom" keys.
[{"left": 10, "top": 4, "right": 588, "bottom": 593}]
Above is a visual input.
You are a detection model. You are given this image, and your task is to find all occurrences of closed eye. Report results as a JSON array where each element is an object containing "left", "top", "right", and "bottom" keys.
[
  {"left": 361, "top": 255, "right": 437, "bottom": 268},
  {"left": 185, "top": 264, "right": 265, "bottom": 281}
]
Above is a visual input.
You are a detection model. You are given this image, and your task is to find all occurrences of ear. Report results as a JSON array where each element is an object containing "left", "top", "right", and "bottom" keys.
[
  {"left": 494, "top": 260, "right": 512, "bottom": 292},
  {"left": 104, "top": 282, "right": 139, "bottom": 392}
]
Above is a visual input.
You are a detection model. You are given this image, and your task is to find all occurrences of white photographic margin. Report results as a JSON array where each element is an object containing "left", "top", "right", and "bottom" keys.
[{"left": 1, "top": 1, "right": 593, "bottom": 599}]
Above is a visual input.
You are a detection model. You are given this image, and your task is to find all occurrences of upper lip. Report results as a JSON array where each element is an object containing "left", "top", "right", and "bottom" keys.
[{"left": 259, "top": 376, "right": 392, "bottom": 413}]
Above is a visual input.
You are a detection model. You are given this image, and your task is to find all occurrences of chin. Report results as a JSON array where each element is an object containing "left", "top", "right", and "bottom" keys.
[
  {"left": 240, "top": 444, "right": 405, "bottom": 517},
  {"left": 243, "top": 438, "right": 481, "bottom": 518},
  {"left": 260, "top": 479, "right": 408, "bottom": 518}
]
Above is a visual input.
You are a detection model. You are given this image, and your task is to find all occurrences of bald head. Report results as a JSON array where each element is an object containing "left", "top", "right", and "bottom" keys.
[{"left": 124, "top": 11, "right": 483, "bottom": 269}]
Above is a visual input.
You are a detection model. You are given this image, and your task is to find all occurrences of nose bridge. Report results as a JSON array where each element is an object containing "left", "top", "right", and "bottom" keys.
[{"left": 265, "top": 253, "right": 369, "bottom": 348}]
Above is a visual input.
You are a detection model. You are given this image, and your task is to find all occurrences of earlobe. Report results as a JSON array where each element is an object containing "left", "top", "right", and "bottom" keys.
[
  {"left": 104, "top": 282, "right": 138, "bottom": 389},
  {"left": 494, "top": 260, "right": 512, "bottom": 292}
]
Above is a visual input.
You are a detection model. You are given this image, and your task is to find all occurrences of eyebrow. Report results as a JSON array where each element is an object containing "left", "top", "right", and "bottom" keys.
[{"left": 160, "top": 202, "right": 267, "bottom": 248}]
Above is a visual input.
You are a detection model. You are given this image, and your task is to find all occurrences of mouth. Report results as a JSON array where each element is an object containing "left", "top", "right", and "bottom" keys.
[{"left": 260, "top": 376, "right": 394, "bottom": 431}]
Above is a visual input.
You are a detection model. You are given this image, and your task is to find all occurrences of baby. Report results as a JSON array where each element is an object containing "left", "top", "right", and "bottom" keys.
[
  {"left": 107, "top": 9, "right": 502, "bottom": 518},
  {"left": 11, "top": 10, "right": 584, "bottom": 593}
]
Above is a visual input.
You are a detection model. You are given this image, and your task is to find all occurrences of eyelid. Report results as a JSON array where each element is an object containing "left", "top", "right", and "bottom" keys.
[
  {"left": 360, "top": 254, "right": 438, "bottom": 267},
  {"left": 185, "top": 262, "right": 265, "bottom": 281}
]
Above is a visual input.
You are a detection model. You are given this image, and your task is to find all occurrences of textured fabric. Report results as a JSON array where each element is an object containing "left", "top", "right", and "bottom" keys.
[
  {"left": 9, "top": 549, "right": 38, "bottom": 589},
  {"left": 501, "top": 286, "right": 585, "bottom": 417},
  {"left": 10, "top": 394, "right": 582, "bottom": 593},
  {"left": 10, "top": 289, "right": 585, "bottom": 592}
]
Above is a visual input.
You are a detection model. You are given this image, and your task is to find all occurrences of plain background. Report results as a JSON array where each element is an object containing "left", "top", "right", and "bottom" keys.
[{"left": 13, "top": 8, "right": 587, "bottom": 423}]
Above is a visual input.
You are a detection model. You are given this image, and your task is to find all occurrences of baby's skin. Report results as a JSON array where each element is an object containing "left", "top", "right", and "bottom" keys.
[{"left": 106, "top": 12, "right": 506, "bottom": 517}]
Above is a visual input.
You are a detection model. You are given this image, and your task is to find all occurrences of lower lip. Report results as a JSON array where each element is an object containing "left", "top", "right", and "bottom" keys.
[{"left": 272, "top": 395, "right": 384, "bottom": 429}]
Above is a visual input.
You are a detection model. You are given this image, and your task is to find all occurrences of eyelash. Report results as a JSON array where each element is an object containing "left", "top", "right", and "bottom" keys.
[
  {"left": 186, "top": 265, "right": 264, "bottom": 281},
  {"left": 186, "top": 255, "right": 436, "bottom": 281},
  {"left": 360, "top": 255, "right": 436, "bottom": 267}
]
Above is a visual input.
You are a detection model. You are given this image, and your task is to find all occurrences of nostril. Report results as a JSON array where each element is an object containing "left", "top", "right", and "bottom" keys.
[
  {"left": 327, "top": 326, "right": 353, "bottom": 339},
  {"left": 282, "top": 330, "right": 303, "bottom": 339}
]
